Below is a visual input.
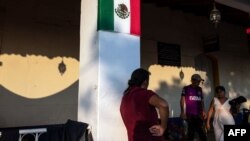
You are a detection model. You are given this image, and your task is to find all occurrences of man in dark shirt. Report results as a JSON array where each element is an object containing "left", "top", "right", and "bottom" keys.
[
  {"left": 120, "top": 68, "right": 169, "bottom": 141},
  {"left": 180, "top": 74, "right": 207, "bottom": 141}
]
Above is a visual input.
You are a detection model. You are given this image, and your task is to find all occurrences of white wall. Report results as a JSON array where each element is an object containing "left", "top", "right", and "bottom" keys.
[
  {"left": 98, "top": 31, "right": 140, "bottom": 141},
  {"left": 79, "top": 2, "right": 141, "bottom": 141}
]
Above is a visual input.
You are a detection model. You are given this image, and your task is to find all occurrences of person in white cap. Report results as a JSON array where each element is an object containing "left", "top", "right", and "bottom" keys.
[{"left": 180, "top": 74, "right": 207, "bottom": 141}]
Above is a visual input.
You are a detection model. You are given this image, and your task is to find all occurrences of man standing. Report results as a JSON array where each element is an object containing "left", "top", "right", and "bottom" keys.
[
  {"left": 180, "top": 74, "right": 207, "bottom": 141},
  {"left": 120, "top": 68, "right": 169, "bottom": 141}
]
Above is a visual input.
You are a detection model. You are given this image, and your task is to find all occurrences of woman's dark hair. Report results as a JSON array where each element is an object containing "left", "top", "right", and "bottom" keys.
[
  {"left": 125, "top": 68, "right": 150, "bottom": 92},
  {"left": 215, "top": 85, "right": 225, "bottom": 93}
]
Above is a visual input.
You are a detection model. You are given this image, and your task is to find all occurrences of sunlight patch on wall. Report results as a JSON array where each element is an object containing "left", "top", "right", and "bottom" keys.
[
  {"left": 148, "top": 65, "right": 209, "bottom": 94},
  {"left": 242, "top": 100, "right": 250, "bottom": 109},
  {"left": 0, "top": 54, "right": 79, "bottom": 99},
  {"left": 228, "top": 81, "right": 238, "bottom": 98},
  {"left": 148, "top": 65, "right": 210, "bottom": 117}
]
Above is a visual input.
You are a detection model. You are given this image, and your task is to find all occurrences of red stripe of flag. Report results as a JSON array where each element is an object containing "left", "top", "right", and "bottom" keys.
[{"left": 130, "top": 0, "right": 140, "bottom": 36}]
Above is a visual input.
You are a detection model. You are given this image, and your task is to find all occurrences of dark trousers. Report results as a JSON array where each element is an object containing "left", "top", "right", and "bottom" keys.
[{"left": 186, "top": 116, "right": 207, "bottom": 141}]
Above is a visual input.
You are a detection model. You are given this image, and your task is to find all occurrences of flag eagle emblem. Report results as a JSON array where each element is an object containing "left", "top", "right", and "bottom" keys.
[{"left": 115, "top": 4, "right": 130, "bottom": 19}]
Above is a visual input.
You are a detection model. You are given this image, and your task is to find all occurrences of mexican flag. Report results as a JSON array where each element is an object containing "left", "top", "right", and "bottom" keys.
[{"left": 98, "top": 0, "right": 140, "bottom": 36}]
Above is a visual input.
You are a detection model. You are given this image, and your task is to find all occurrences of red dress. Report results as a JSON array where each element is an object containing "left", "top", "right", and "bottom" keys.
[{"left": 120, "top": 87, "right": 164, "bottom": 141}]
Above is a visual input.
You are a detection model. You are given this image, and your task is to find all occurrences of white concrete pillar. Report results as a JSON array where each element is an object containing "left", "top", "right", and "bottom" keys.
[
  {"left": 78, "top": 1, "right": 140, "bottom": 141},
  {"left": 78, "top": 0, "right": 98, "bottom": 139}
]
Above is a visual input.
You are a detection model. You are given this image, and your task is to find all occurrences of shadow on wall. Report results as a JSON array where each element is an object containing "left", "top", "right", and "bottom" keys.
[
  {"left": 0, "top": 81, "right": 79, "bottom": 128},
  {"left": 79, "top": 87, "right": 95, "bottom": 116},
  {"left": 226, "top": 71, "right": 250, "bottom": 109},
  {"left": 148, "top": 65, "right": 211, "bottom": 117},
  {"left": 148, "top": 64, "right": 250, "bottom": 116},
  {"left": 0, "top": 0, "right": 81, "bottom": 59},
  {"left": 155, "top": 81, "right": 183, "bottom": 117},
  {"left": 94, "top": 30, "right": 141, "bottom": 141},
  {"left": 0, "top": 0, "right": 82, "bottom": 130}
]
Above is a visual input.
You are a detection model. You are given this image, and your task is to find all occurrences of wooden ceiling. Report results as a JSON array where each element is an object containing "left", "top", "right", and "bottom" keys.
[{"left": 143, "top": 0, "right": 250, "bottom": 27}]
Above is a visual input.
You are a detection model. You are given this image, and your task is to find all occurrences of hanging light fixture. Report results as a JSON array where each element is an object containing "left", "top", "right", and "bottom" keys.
[{"left": 210, "top": 1, "right": 221, "bottom": 27}]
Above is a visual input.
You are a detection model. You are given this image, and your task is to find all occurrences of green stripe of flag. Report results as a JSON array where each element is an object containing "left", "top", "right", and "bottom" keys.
[{"left": 98, "top": 0, "right": 114, "bottom": 31}]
